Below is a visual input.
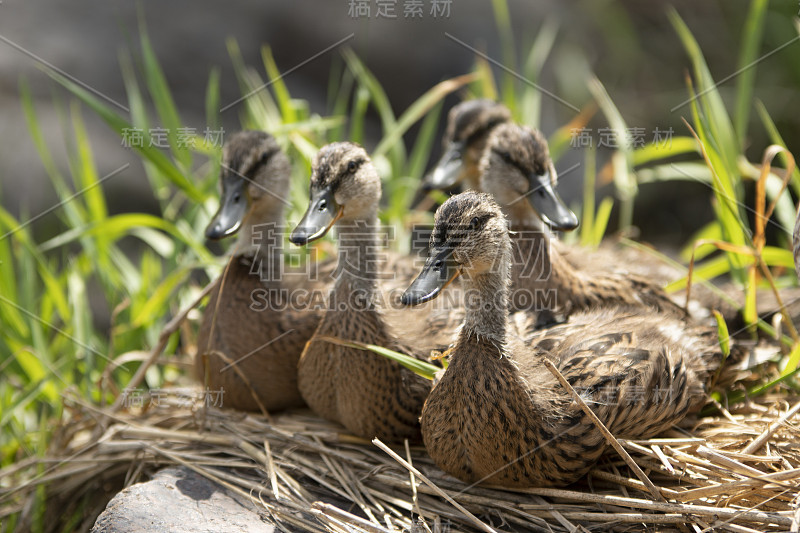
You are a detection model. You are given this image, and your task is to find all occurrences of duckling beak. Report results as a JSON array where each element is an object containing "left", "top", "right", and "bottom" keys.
[
  {"left": 290, "top": 188, "right": 343, "bottom": 246},
  {"left": 401, "top": 248, "right": 461, "bottom": 306},
  {"left": 526, "top": 164, "right": 579, "bottom": 231},
  {"left": 205, "top": 177, "right": 248, "bottom": 240},
  {"left": 422, "top": 141, "right": 466, "bottom": 191}
]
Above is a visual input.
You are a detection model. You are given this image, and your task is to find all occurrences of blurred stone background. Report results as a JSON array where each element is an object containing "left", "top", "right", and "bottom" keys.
[{"left": 1, "top": 0, "right": 799, "bottom": 245}]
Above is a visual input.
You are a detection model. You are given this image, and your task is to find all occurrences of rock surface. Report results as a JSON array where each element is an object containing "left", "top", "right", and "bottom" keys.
[{"left": 92, "top": 467, "right": 275, "bottom": 533}]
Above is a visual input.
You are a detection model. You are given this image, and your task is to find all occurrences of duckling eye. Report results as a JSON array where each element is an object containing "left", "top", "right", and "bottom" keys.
[
  {"left": 347, "top": 161, "right": 357, "bottom": 173},
  {"left": 259, "top": 152, "right": 270, "bottom": 165},
  {"left": 534, "top": 163, "right": 545, "bottom": 175},
  {"left": 469, "top": 216, "right": 480, "bottom": 230},
  {"left": 500, "top": 151, "right": 512, "bottom": 163}
]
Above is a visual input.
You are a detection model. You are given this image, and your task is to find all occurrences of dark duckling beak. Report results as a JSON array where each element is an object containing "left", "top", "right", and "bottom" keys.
[
  {"left": 205, "top": 177, "right": 248, "bottom": 240},
  {"left": 526, "top": 163, "right": 579, "bottom": 231},
  {"left": 290, "top": 187, "right": 343, "bottom": 246},
  {"left": 401, "top": 247, "right": 461, "bottom": 306},
  {"left": 422, "top": 141, "right": 465, "bottom": 191}
]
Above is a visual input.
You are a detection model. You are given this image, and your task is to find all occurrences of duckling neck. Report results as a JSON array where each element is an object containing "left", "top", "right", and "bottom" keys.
[
  {"left": 331, "top": 213, "right": 381, "bottom": 308},
  {"left": 459, "top": 252, "right": 511, "bottom": 345},
  {"left": 235, "top": 199, "right": 287, "bottom": 280}
]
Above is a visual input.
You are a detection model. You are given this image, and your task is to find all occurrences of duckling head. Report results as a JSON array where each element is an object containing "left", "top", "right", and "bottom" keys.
[
  {"left": 402, "top": 191, "right": 510, "bottom": 305},
  {"left": 479, "top": 123, "right": 578, "bottom": 231},
  {"left": 290, "top": 142, "right": 381, "bottom": 246},
  {"left": 422, "top": 99, "right": 512, "bottom": 191},
  {"left": 205, "top": 130, "right": 290, "bottom": 240}
]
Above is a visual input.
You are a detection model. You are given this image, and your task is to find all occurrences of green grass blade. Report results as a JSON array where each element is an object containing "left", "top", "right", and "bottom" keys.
[
  {"left": 45, "top": 69, "right": 203, "bottom": 202},
  {"left": 705, "top": 367, "right": 800, "bottom": 415},
  {"left": 349, "top": 85, "right": 369, "bottom": 146},
  {"left": 406, "top": 101, "right": 443, "bottom": 181},
  {"left": 139, "top": 25, "right": 191, "bottom": 169},
  {"left": 580, "top": 146, "right": 596, "bottom": 247},
  {"left": 373, "top": 74, "right": 474, "bottom": 159},
  {"left": 314, "top": 336, "right": 439, "bottom": 381},
  {"left": 588, "top": 77, "right": 636, "bottom": 230},
  {"left": 69, "top": 104, "right": 107, "bottom": 223},
  {"left": 782, "top": 342, "right": 800, "bottom": 376},
  {"left": 519, "top": 17, "right": 558, "bottom": 128},
  {"left": 592, "top": 197, "right": 614, "bottom": 248},
  {"left": 712, "top": 310, "right": 731, "bottom": 358},
  {"left": 132, "top": 265, "right": 192, "bottom": 327},
  {"left": 491, "top": 0, "right": 517, "bottom": 111},
  {"left": 206, "top": 67, "right": 221, "bottom": 131},
  {"left": 262, "top": 46, "right": 297, "bottom": 123},
  {"left": 634, "top": 162, "right": 712, "bottom": 185},
  {"left": 664, "top": 254, "right": 733, "bottom": 292},
  {"left": 733, "top": 0, "right": 768, "bottom": 148},
  {"left": 342, "top": 49, "right": 405, "bottom": 169},
  {"left": 631, "top": 136, "right": 698, "bottom": 167},
  {"left": 670, "top": 9, "right": 739, "bottom": 178}
]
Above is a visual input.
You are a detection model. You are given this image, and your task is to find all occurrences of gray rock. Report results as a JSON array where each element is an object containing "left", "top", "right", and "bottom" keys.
[{"left": 92, "top": 467, "right": 275, "bottom": 533}]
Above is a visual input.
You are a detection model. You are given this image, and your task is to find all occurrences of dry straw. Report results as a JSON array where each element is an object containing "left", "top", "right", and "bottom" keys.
[{"left": 2, "top": 384, "right": 800, "bottom": 532}]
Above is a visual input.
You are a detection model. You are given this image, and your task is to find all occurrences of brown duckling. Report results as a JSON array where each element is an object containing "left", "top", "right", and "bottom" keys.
[
  {"left": 421, "top": 99, "right": 512, "bottom": 191},
  {"left": 479, "top": 123, "right": 688, "bottom": 319},
  {"left": 289, "top": 142, "right": 460, "bottom": 442},
  {"left": 195, "top": 130, "right": 332, "bottom": 412},
  {"left": 402, "top": 191, "right": 719, "bottom": 487}
]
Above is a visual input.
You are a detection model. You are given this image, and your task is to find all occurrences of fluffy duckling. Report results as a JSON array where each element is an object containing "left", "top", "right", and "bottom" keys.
[
  {"left": 421, "top": 99, "right": 512, "bottom": 191},
  {"left": 195, "top": 131, "right": 331, "bottom": 412},
  {"left": 289, "top": 142, "right": 461, "bottom": 442},
  {"left": 480, "top": 123, "right": 688, "bottom": 319},
  {"left": 402, "top": 191, "right": 719, "bottom": 487}
]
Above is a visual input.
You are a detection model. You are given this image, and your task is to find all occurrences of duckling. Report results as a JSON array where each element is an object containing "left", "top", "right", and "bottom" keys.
[
  {"left": 289, "top": 142, "right": 460, "bottom": 442},
  {"left": 402, "top": 191, "right": 719, "bottom": 487},
  {"left": 421, "top": 99, "right": 512, "bottom": 191},
  {"left": 195, "top": 130, "right": 331, "bottom": 412},
  {"left": 479, "top": 123, "right": 688, "bottom": 319}
]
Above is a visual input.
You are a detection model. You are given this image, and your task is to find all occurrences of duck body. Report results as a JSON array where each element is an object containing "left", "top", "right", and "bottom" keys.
[
  {"left": 195, "top": 131, "right": 332, "bottom": 412},
  {"left": 403, "top": 191, "right": 718, "bottom": 487},
  {"left": 506, "top": 219, "right": 689, "bottom": 320},
  {"left": 423, "top": 309, "right": 711, "bottom": 487},
  {"left": 297, "top": 218, "right": 430, "bottom": 441},
  {"left": 196, "top": 253, "right": 330, "bottom": 412},
  {"left": 291, "top": 142, "right": 461, "bottom": 442}
]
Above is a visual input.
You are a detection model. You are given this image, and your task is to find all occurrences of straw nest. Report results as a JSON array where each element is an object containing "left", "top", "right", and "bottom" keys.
[{"left": 3, "top": 346, "right": 800, "bottom": 533}]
